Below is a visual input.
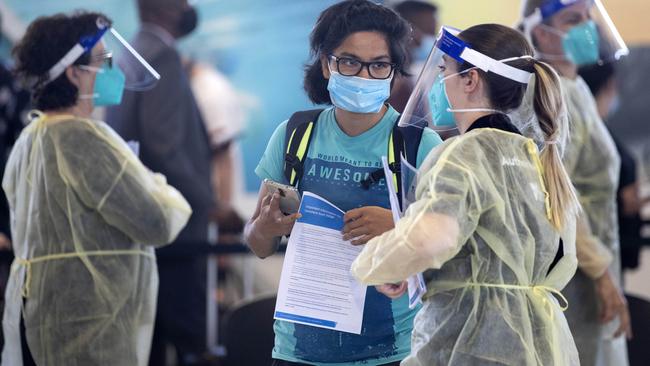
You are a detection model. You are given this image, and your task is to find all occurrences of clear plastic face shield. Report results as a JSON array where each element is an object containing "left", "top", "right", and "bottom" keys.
[
  {"left": 398, "top": 27, "right": 534, "bottom": 133},
  {"left": 521, "top": 0, "right": 628, "bottom": 66},
  {"left": 46, "top": 17, "right": 160, "bottom": 92}
]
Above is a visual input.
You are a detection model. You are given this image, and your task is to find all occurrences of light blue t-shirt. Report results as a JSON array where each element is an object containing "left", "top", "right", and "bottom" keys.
[{"left": 256, "top": 105, "right": 442, "bottom": 365}]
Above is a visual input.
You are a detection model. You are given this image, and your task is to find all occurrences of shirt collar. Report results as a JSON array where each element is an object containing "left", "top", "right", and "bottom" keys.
[{"left": 466, "top": 113, "right": 522, "bottom": 135}]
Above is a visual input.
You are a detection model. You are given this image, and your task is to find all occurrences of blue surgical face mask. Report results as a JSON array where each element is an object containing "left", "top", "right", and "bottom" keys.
[
  {"left": 327, "top": 66, "right": 392, "bottom": 114},
  {"left": 563, "top": 20, "right": 600, "bottom": 66},
  {"left": 413, "top": 35, "right": 436, "bottom": 64},
  {"left": 428, "top": 74, "right": 456, "bottom": 127},
  {"left": 79, "top": 64, "right": 126, "bottom": 106},
  {"left": 428, "top": 70, "right": 502, "bottom": 127}
]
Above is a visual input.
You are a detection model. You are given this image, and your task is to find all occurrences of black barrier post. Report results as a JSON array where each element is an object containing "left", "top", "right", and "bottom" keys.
[{"left": 206, "top": 223, "right": 226, "bottom": 357}]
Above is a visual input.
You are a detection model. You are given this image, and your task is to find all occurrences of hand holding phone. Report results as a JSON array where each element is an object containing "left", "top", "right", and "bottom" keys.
[{"left": 263, "top": 179, "right": 301, "bottom": 215}]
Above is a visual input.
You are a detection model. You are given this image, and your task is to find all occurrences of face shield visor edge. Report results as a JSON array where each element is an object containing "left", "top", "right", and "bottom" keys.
[
  {"left": 520, "top": 0, "right": 628, "bottom": 66},
  {"left": 399, "top": 27, "right": 534, "bottom": 133},
  {"left": 45, "top": 17, "right": 160, "bottom": 94}
]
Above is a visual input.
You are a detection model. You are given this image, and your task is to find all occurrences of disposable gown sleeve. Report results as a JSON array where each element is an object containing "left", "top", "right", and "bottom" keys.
[
  {"left": 561, "top": 88, "right": 613, "bottom": 280},
  {"left": 575, "top": 211, "right": 613, "bottom": 279},
  {"left": 55, "top": 120, "right": 191, "bottom": 246},
  {"left": 352, "top": 156, "right": 482, "bottom": 285},
  {"left": 1, "top": 137, "right": 19, "bottom": 212}
]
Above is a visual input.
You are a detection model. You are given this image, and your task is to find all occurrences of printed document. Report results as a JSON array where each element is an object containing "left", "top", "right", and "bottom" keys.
[{"left": 274, "top": 192, "right": 367, "bottom": 334}]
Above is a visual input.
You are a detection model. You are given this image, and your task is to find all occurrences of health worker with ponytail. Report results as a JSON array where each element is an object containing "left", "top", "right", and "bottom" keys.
[
  {"left": 352, "top": 24, "right": 581, "bottom": 366},
  {"left": 520, "top": 1, "right": 632, "bottom": 364}
]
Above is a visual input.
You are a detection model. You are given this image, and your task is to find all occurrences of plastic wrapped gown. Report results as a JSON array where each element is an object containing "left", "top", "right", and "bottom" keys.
[
  {"left": 352, "top": 127, "right": 579, "bottom": 366},
  {"left": 1, "top": 112, "right": 192, "bottom": 366},
  {"left": 559, "top": 76, "right": 627, "bottom": 366}
]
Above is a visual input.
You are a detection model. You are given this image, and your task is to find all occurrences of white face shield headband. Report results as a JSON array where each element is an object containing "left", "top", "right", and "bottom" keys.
[
  {"left": 44, "top": 17, "right": 160, "bottom": 92},
  {"left": 399, "top": 26, "right": 534, "bottom": 131}
]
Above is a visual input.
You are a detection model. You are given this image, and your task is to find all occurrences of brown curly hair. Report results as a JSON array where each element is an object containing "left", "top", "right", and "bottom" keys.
[{"left": 12, "top": 11, "right": 112, "bottom": 111}]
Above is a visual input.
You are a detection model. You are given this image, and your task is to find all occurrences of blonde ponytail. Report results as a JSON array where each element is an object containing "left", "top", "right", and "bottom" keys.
[{"left": 531, "top": 60, "right": 580, "bottom": 230}]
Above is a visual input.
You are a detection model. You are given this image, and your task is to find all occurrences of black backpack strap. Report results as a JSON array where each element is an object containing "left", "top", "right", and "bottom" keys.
[
  {"left": 394, "top": 122, "right": 426, "bottom": 169},
  {"left": 392, "top": 122, "right": 425, "bottom": 209},
  {"left": 361, "top": 118, "right": 425, "bottom": 210},
  {"left": 283, "top": 109, "right": 323, "bottom": 187},
  {"left": 388, "top": 126, "right": 405, "bottom": 208}
]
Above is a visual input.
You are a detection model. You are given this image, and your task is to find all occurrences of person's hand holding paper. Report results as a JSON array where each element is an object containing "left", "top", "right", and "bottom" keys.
[{"left": 342, "top": 206, "right": 395, "bottom": 245}]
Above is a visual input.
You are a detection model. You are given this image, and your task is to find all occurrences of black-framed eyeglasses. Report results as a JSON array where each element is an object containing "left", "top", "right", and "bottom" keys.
[{"left": 328, "top": 55, "right": 396, "bottom": 80}]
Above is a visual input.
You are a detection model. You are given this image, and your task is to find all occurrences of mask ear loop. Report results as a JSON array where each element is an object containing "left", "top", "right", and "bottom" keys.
[
  {"left": 75, "top": 65, "right": 103, "bottom": 100},
  {"left": 326, "top": 57, "right": 336, "bottom": 76},
  {"left": 539, "top": 24, "right": 567, "bottom": 38},
  {"left": 78, "top": 94, "right": 99, "bottom": 100},
  {"left": 441, "top": 68, "right": 503, "bottom": 115},
  {"left": 532, "top": 25, "right": 570, "bottom": 62},
  {"left": 76, "top": 65, "right": 105, "bottom": 73}
]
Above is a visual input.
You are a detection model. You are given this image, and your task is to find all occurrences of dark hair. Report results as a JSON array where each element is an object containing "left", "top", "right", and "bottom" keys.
[
  {"left": 137, "top": 0, "right": 182, "bottom": 22},
  {"left": 12, "top": 11, "right": 113, "bottom": 111},
  {"left": 458, "top": 23, "right": 579, "bottom": 230},
  {"left": 578, "top": 62, "right": 616, "bottom": 96},
  {"left": 457, "top": 24, "right": 536, "bottom": 111},
  {"left": 393, "top": 0, "right": 438, "bottom": 22},
  {"left": 304, "top": 0, "right": 411, "bottom": 105}
]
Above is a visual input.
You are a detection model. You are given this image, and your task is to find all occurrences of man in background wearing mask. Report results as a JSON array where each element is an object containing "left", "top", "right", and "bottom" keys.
[
  {"left": 520, "top": 0, "right": 631, "bottom": 365},
  {"left": 387, "top": 0, "right": 438, "bottom": 112},
  {"left": 106, "top": 0, "right": 213, "bottom": 365}
]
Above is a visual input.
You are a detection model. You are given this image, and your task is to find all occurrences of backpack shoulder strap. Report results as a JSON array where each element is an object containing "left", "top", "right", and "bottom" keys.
[
  {"left": 359, "top": 116, "right": 425, "bottom": 209},
  {"left": 283, "top": 109, "right": 323, "bottom": 186},
  {"left": 388, "top": 120, "right": 425, "bottom": 209},
  {"left": 393, "top": 122, "right": 426, "bottom": 168}
]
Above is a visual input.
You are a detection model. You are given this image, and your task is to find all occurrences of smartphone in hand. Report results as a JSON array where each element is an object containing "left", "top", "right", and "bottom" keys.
[{"left": 263, "top": 179, "right": 301, "bottom": 215}]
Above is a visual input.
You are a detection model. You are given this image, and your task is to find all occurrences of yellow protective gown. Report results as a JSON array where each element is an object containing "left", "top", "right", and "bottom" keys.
[
  {"left": 1, "top": 112, "right": 191, "bottom": 366},
  {"left": 560, "top": 76, "right": 627, "bottom": 366},
  {"left": 352, "top": 127, "right": 579, "bottom": 366}
]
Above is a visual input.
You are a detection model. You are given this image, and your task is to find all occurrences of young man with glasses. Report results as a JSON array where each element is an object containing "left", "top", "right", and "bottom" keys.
[{"left": 244, "top": 1, "right": 442, "bottom": 365}]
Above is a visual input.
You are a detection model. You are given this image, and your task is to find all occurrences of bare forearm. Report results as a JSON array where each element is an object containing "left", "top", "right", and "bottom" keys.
[
  {"left": 244, "top": 219, "right": 280, "bottom": 258},
  {"left": 212, "top": 148, "right": 234, "bottom": 206}
]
